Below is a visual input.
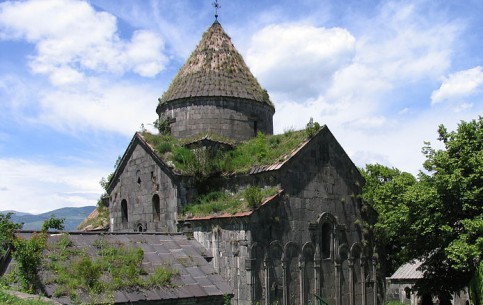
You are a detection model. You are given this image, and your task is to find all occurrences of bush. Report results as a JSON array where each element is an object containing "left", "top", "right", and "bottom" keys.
[
  {"left": 305, "top": 117, "right": 321, "bottom": 138},
  {"left": 244, "top": 186, "right": 263, "bottom": 209},
  {"left": 173, "top": 147, "right": 195, "bottom": 165},
  {"left": 12, "top": 233, "right": 46, "bottom": 293}
]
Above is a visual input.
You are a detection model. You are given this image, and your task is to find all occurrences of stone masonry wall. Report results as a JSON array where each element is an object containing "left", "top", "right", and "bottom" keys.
[
  {"left": 184, "top": 129, "right": 378, "bottom": 305},
  {"left": 191, "top": 220, "right": 252, "bottom": 305},
  {"left": 158, "top": 97, "right": 274, "bottom": 141},
  {"left": 110, "top": 145, "right": 179, "bottom": 232},
  {"left": 275, "top": 128, "right": 376, "bottom": 305}
]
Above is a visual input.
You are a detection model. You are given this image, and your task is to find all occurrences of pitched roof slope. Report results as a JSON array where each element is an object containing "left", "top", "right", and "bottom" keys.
[
  {"left": 390, "top": 260, "right": 423, "bottom": 281},
  {"left": 7, "top": 232, "right": 231, "bottom": 304},
  {"left": 159, "top": 21, "right": 273, "bottom": 107}
]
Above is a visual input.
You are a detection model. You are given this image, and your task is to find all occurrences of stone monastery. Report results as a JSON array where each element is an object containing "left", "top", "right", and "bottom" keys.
[{"left": 104, "top": 20, "right": 381, "bottom": 305}]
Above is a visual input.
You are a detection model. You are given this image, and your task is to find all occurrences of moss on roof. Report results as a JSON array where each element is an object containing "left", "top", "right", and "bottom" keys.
[
  {"left": 181, "top": 186, "right": 280, "bottom": 218},
  {"left": 159, "top": 21, "right": 273, "bottom": 107},
  {"left": 140, "top": 128, "right": 310, "bottom": 176}
]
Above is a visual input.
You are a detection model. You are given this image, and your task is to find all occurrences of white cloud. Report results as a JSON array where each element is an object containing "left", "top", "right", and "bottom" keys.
[
  {"left": 262, "top": 1, "right": 468, "bottom": 175},
  {"left": 356, "top": 3, "right": 457, "bottom": 82},
  {"left": 34, "top": 80, "right": 159, "bottom": 136},
  {"left": 0, "top": 158, "right": 106, "bottom": 214},
  {"left": 431, "top": 66, "right": 483, "bottom": 104},
  {"left": 247, "top": 24, "right": 355, "bottom": 100},
  {"left": 0, "top": 0, "right": 167, "bottom": 85}
]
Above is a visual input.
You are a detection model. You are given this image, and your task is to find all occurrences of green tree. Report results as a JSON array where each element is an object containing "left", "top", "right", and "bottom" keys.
[
  {"left": 41, "top": 215, "right": 65, "bottom": 232},
  {"left": 362, "top": 117, "right": 482, "bottom": 303},
  {"left": 361, "top": 164, "right": 421, "bottom": 275},
  {"left": 0, "top": 215, "right": 65, "bottom": 293},
  {"left": 412, "top": 117, "right": 483, "bottom": 298},
  {"left": 0, "top": 213, "right": 22, "bottom": 257}
]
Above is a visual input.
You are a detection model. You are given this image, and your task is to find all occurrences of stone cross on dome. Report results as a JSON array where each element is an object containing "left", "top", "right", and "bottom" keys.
[{"left": 212, "top": 0, "right": 221, "bottom": 20}]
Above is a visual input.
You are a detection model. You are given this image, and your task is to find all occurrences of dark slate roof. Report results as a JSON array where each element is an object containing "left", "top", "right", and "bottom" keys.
[
  {"left": 390, "top": 260, "right": 423, "bottom": 281},
  {"left": 159, "top": 21, "right": 273, "bottom": 107},
  {"left": 8, "top": 232, "right": 231, "bottom": 304}
]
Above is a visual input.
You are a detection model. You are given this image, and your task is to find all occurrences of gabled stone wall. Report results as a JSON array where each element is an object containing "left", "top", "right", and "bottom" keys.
[{"left": 109, "top": 144, "right": 180, "bottom": 232}]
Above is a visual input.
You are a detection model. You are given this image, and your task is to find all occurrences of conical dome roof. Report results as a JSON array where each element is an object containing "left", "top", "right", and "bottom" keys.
[{"left": 159, "top": 21, "right": 273, "bottom": 107}]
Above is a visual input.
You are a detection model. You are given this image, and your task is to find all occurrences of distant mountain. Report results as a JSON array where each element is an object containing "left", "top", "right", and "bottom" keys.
[
  {"left": 1, "top": 210, "right": 31, "bottom": 216},
  {"left": 1, "top": 206, "right": 96, "bottom": 231}
]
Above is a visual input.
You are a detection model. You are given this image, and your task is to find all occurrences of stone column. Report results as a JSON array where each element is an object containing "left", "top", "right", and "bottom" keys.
[
  {"left": 282, "top": 259, "right": 288, "bottom": 305},
  {"left": 299, "top": 259, "right": 305, "bottom": 305},
  {"left": 246, "top": 258, "right": 256, "bottom": 304},
  {"left": 264, "top": 257, "right": 271, "bottom": 305},
  {"left": 361, "top": 256, "right": 367, "bottom": 305},
  {"left": 335, "top": 262, "right": 342, "bottom": 305},
  {"left": 310, "top": 223, "right": 321, "bottom": 303},
  {"left": 348, "top": 258, "right": 355, "bottom": 305},
  {"left": 314, "top": 251, "right": 321, "bottom": 303}
]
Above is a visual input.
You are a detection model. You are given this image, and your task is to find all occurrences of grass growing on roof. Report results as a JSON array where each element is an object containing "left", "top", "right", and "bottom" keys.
[
  {"left": 141, "top": 128, "right": 309, "bottom": 175},
  {"left": 44, "top": 234, "right": 178, "bottom": 304},
  {"left": 0, "top": 290, "right": 55, "bottom": 305},
  {"left": 219, "top": 130, "right": 307, "bottom": 173},
  {"left": 182, "top": 186, "right": 279, "bottom": 217}
]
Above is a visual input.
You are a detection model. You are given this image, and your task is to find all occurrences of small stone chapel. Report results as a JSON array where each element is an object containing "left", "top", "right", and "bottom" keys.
[{"left": 106, "top": 20, "right": 381, "bottom": 305}]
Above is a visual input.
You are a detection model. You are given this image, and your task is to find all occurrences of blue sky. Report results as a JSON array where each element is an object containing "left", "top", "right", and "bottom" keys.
[{"left": 1, "top": 0, "right": 482, "bottom": 214}]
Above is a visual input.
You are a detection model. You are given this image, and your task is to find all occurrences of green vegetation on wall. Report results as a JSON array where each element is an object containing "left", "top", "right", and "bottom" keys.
[
  {"left": 1, "top": 215, "right": 177, "bottom": 304},
  {"left": 142, "top": 127, "right": 310, "bottom": 176},
  {"left": 182, "top": 186, "right": 279, "bottom": 217},
  {"left": 0, "top": 290, "right": 55, "bottom": 305}
]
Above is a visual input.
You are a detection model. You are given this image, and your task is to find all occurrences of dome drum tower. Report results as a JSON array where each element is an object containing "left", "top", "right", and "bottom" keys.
[
  {"left": 157, "top": 21, "right": 275, "bottom": 141},
  {"left": 156, "top": 96, "right": 274, "bottom": 141}
]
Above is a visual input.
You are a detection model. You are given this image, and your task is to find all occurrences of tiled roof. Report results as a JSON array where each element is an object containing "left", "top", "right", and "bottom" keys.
[
  {"left": 390, "top": 260, "right": 423, "bottom": 280},
  {"left": 159, "top": 21, "right": 273, "bottom": 107},
  {"left": 8, "top": 232, "right": 231, "bottom": 304}
]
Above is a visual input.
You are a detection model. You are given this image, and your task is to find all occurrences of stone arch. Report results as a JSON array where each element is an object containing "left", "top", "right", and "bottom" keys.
[
  {"left": 317, "top": 212, "right": 337, "bottom": 260},
  {"left": 337, "top": 243, "right": 349, "bottom": 263},
  {"left": 136, "top": 221, "right": 146, "bottom": 232},
  {"left": 121, "top": 199, "right": 128, "bottom": 224},
  {"left": 249, "top": 242, "right": 266, "bottom": 304},
  {"left": 301, "top": 242, "right": 315, "bottom": 305},
  {"left": 152, "top": 194, "right": 160, "bottom": 221},
  {"left": 317, "top": 212, "right": 337, "bottom": 225},
  {"left": 283, "top": 242, "right": 300, "bottom": 305},
  {"left": 269, "top": 241, "right": 284, "bottom": 305},
  {"left": 350, "top": 243, "right": 362, "bottom": 260}
]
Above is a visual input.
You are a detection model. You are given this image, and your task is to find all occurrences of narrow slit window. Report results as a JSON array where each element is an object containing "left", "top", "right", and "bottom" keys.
[
  {"left": 321, "top": 222, "right": 332, "bottom": 259},
  {"left": 152, "top": 194, "right": 160, "bottom": 221},
  {"left": 121, "top": 199, "right": 128, "bottom": 223}
]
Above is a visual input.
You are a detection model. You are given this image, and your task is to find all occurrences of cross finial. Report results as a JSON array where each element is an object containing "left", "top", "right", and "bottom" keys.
[{"left": 212, "top": 0, "right": 221, "bottom": 20}]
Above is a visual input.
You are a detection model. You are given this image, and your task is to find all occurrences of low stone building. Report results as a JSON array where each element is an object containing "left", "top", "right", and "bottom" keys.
[
  {"left": 105, "top": 20, "right": 381, "bottom": 305},
  {"left": 386, "top": 260, "right": 470, "bottom": 305}
]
